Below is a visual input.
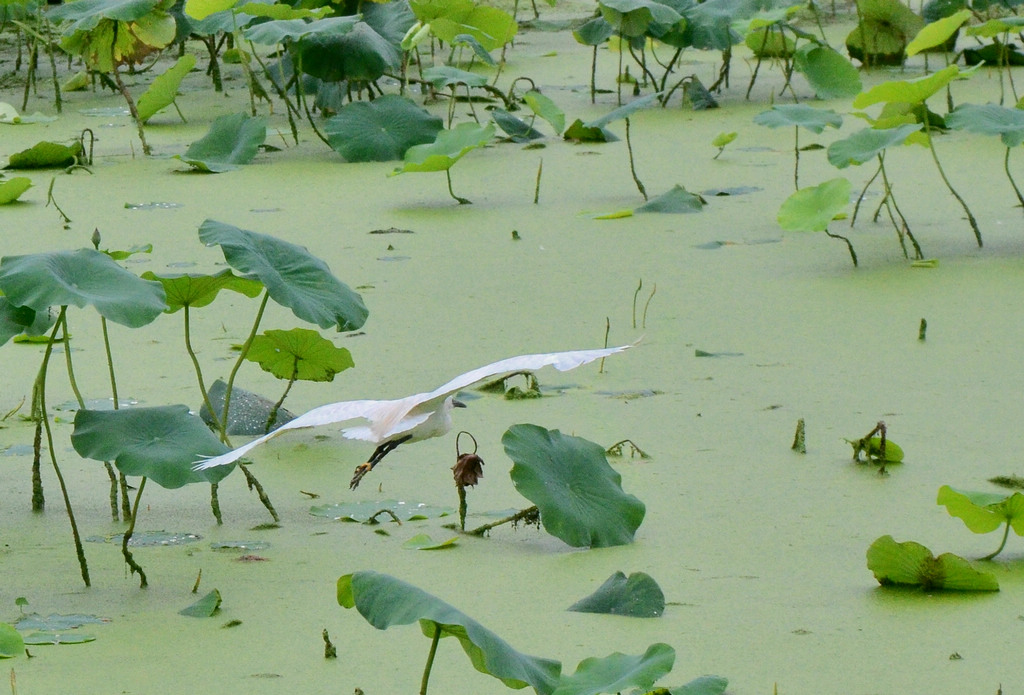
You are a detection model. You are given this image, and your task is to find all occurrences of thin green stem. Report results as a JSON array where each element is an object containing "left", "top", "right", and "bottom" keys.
[
  {"left": 220, "top": 291, "right": 270, "bottom": 441},
  {"left": 923, "top": 119, "right": 982, "bottom": 247},
  {"left": 1004, "top": 146, "right": 1024, "bottom": 210},
  {"left": 122, "top": 477, "right": 148, "bottom": 587},
  {"left": 625, "top": 117, "right": 647, "bottom": 201},
  {"left": 981, "top": 520, "right": 1012, "bottom": 561},
  {"left": 420, "top": 624, "right": 442, "bottom": 695},
  {"left": 184, "top": 306, "right": 219, "bottom": 433},
  {"left": 793, "top": 125, "right": 800, "bottom": 191},
  {"left": 466, "top": 505, "right": 539, "bottom": 536},
  {"left": 59, "top": 313, "right": 85, "bottom": 409},
  {"left": 851, "top": 158, "right": 883, "bottom": 227},
  {"left": 38, "top": 307, "right": 90, "bottom": 586},
  {"left": 825, "top": 228, "right": 858, "bottom": 267},
  {"left": 878, "top": 156, "right": 922, "bottom": 259},
  {"left": 446, "top": 170, "right": 471, "bottom": 205}
]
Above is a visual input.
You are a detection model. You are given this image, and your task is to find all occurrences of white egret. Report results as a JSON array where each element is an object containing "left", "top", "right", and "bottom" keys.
[{"left": 194, "top": 343, "right": 635, "bottom": 488}]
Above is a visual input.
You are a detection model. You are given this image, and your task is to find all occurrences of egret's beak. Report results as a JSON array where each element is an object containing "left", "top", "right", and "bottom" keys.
[{"left": 452, "top": 399, "right": 467, "bottom": 408}]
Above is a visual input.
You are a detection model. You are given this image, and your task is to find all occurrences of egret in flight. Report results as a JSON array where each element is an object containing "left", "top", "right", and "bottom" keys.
[{"left": 194, "top": 343, "right": 634, "bottom": 488}]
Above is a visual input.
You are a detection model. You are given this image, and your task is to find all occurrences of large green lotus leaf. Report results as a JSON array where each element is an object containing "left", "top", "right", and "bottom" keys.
[
  {"left": 0, "top": 249, "right": 166, "bottom": 327},
  {"left": 391, "top": 121, "right": 495, "bottom": 175},
  {"left": 906, "top": 9, "right": 970, "bottom": 56},
  {"left": 242, "top": 15, "right": 358, "bottom": 45},
  {"left": 428, "top": 4, "right": 516, "bottom": 50},
  {"left": 572, "top": 15, "right": 614, "bottom": 45},
  {"left": 777, "top": 178, "right": 850, "bottom": 232},
  {"left": 5, "top": 141, "right": 82, "bottom": 169},
  {"left": 674, "top": 675, "right": 730, "bottom": 695},
  {"left": 937, "top": 485, "right": 1024, "bottom": 535},
  {"left": 0, "top": 176, "right": 31, "bottom": 203},
  {"left": 965, "top": 15, "right": 1024, "bottom": 38},
  {"left": 49, "top": 0, "right": 168, "bottom": 32},
  {"left": 586, "top": 92, "right": 660, "bottom": 129},
  {"left": 292, "top": 20, "right": 399, "bottom": 83},
  {"left": 421, "top": 65, "right": 488, "bottom": 89},
  {"left": 198, "top": 219, "right": 369, "bottom": 332},
  {"left": 551, "top": 643, "right": 675, "bottom": 695},
  {"left": 753, "top": 103, "right": 842, "bottom": 132},
  {"left": 325, "top": 95, "right": 442, "bottom": 162},
  {"left": 826, "top": 124, "right": 922, "bottom": 168},
  {"left": 524, "top": 90, "right": 565, "bottom": 135},
  {"left": 0, "top": 622, "right": 24, "bottom": 658},
  {"left": 599, "top": 0, "right": 682, "bottom": 37},
  {"left": 503, "top": 424, "right": 646, "bottom": 548},
  {"left": 492, "top": 109, "right": 544, "bottom": 141},
  {"left": 634, "top": 184, "right": 705, "bottom": 213},
  {"left": 866, "top": 535, "right": 999, "bottom": 591},
  {"left": 0, "top": 0, "right": 35, "bottom": 22},
  {"left": 0, "top": 297, "right": 48, "bottom": 346},
  {"left": 71, "top": 405, "right": 233, "bottom": 488},
  {"left": 337, "top": 570, "right": 562, "bottom": 693},
  {"left": 136, "top": 53, "right": 194, "bottom": 123},
  {"left": 682, "top": 0, "right": 782, "bottom": 51},
  {"left": 793, "top": 44, "right": 861, "bottom": 99},
  {"left": 140, "top": 268, "right": 263, "bottom": 312},
  {"left": 235, "top": 2, "right": 330, "bottom": 19},
  {"left": 177, "top": 113, "right": 266, "bottom": 172},
  {"left": 946, "top": 103, "right": 1024, "bottom": 148},
  {"left": 245, "top": 327, "right": 354, "bottom": 381},
  {"left": 567, "top": 571, "right": 665, "bottom": 617},
  {"left": 60, "top": 9, "right": 176, "bottom": 72},
  {"left": 183, "top": 0, "right": 235, "bottom": 20},
  {"left": 853, "top": 64, "right": 961, "bottom": 108}
]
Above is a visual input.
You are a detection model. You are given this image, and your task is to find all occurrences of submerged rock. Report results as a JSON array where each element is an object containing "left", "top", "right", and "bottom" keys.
[{"left": 199, "top": 379, "right": 296, "bottom": 436}]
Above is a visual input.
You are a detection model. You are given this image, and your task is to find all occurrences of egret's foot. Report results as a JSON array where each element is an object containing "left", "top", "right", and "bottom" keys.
[{"left": 350, "top": 462, "right": 372, "bottom": 490}]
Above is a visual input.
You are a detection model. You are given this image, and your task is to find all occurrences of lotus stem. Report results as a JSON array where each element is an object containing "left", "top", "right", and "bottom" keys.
[
  {"left": 420, "top": 623, "right": 442, "bottom": 695},
  {"left": 183, "top": 306, "right": 219, "bottom": 436},
  {"left": 642, "top": 283, "right": 656, "bottom": 328},
  {"left": 590, "top": 45, "right": 598, "bottom": 104},
  {"left": 122, "top": 476, "right": 148, "bottom": 588},
  {"left": 878, "top": 156, "right": 922, "bottom": 259},
  {"left": 466, "top": 505, "right": 539, "bottom": 536},
  {"left": 211, "top": 481, "right": 222, "bottom": 525},
  {"left": 625, "top": 118, "right": 647, "bottom": 201},
  {"left": 600, "top": 316, "right": 610, "bottom": 373},
  {"left": 851, "top": 159, "right": 883, "bottom": 227},
  {"left": 111, "top": 62, "right": 151, "bottom": 156},
  {"left": 446, "top": 170, "right": 471, "bottom": 205},
  {"left": 745, "top": 28, "right": 771, "bottom": 100},
  {"left": 456, "top": 484, "right": 468, "bottom": 531},
  {"left": 792, "top": 125, "right": 800, "bottom": 191},
  {"left": 632, "top": 278, "right": 642, "bottom": 329},
  {"left": 36, "top": 307, "right": 90, "bottom": 587},
  {"left": 533, "top": 157, "right": 542, "bottom": 205},
  {"left": 981, "top": 520, "right": 1011, "bottom": 561},
  {"left": 240, "top": 464, "right": 279, "bottom": 522},
  {"left": 1003, "top": 147, "right": 1024, "bottom": 211},
  {"left": 99, "top": 314, "right": 131, "bottom": 519},
  {"left": 266, "top": 360, "right": 298, "bottom": 435},
  {"left": 923, "top": 120, "right": 982, "bottom": 247},
  {"left": 221, "top": 291, "right": 270, "bottom": 439},
  {"left": 825, "top": 228, "right": 858, "bottom": 267}
]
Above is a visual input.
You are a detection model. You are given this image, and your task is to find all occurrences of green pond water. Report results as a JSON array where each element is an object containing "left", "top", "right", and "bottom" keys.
[{"left": 4, "top": 4, "right": 1024, "bottom": 693}]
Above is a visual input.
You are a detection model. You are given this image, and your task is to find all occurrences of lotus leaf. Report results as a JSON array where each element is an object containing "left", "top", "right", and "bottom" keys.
[
  {"left": 635, "top": 184, "right": 705, "bottom": 213},
  {"left": 412, "top": 0, "right": 516, "bottom": 50},
  {"left": 176, "top": 112, "right": 266, "bottom": 172},
  {"left": 845, "top": 0, "right": 923, "bottom": 65},
  {"left": 937, "top": 485, "right": 1024, "bottom": 535},
  {"left": 0, "top": 176, "right": 30, "bottom": 204},
  {"left": 682, "top": 0, "right": 772, "bottom": 51},
  {"left": 946, "top": 103, "right": 1024, "bottom": 147},
  {"left": 567, "top": 571, "right": 665, "bottom": 617},
  {"left": 136, "top": 53, "right": 195, "bottom": 122},
  {"left": 179, "top": 589, "right": 222, "bottom": 616},
  {"left": 391, "top": 121, "right": 495, "bottom": 175},
  {"left": 22, "top": 631, "right": 96, "bottom": 645},
  {"left": 0, "top": 297, "right": 48, "bottom": 346},
  {"left": 675, "top": 675, "right": 730, "bottom": 695},
  {"left": 337, "top": 570, "right": 561, "bottom": 693},
  {"left": 402, "top": 533, "right": 459, "bottom": 549},
  {"left": 777, "top": 178, "right": 850, "bottom": 232},
  {"left": 242, "top": 15, "right": 358, "bottom": 45},
  {"left": 5, "top": 141, "right": 83, "bottom": 169},
  {"left": 599, "top": 0, "right": 683, "bottom": 37},
  {"left": 965, "top": 15, "right": 1024, "bottom": 39},
  {"left": 524, "top": 90, "right": 565, "bottom": 134},
  {"left": 826, "top": 124, "right": 922, "bottom": 168},
  {"left": 0, "top": 248, "right": 166, "bottom": 327},
  {"left": 452, "top": 33, "right": 497, "bottom": 64},
  {"left": 71, "top": 405, "right": 234, "bottom": 488},
  {"left": 551, "top": 643, "right": 675, "bottom": 695},
  {"left": 0, "top": 622, "right": 23, "bottom": 658},
  {"left": 905, "top": 9, "right": 971, "bottom": 56},
  {"left": 587, "top": 91, "right": 660, "bottom": 129},
  {"left": 292, "top": 21, "right": 400, "bottom": 83},
  {"left": 140, "top": 268, "right": 263, "bottom": 312},
  {"left": 421, "top": 65, "right": 488, "bottom": 89},
  {"left": 492, "top": 109, "right": 545, "bottom": 141},
  {"left": 853, "top": 64, "right": 962, "bottom": 109},
  {"left": 235, "top": 2, "right": 329, "bottom": 19},
  {"left": 866, "top": 535, "right": 999, "bottom": 591},
  {"left": 573, "top": 15, "right": 614, "bottom": 45},
  {"left": 753, "top": 103, "right": 842, "bottom": 132},
  {"left": 52, "top": 0, "right": 177, "bottom": 73},
  {"left": 793, "top": 44, "right": 861, "bottom": 99},
  {"left": 503, "top": 424, "right": 646, "bottom": 548},
  {"left": 197, "top": 219, "right": 369, "bottom": 332},
  {"left": 15, "top": 614, "right": 108, "bottom": 631},
  {"left": 183, "top": 0, "right": 236, "bottom": 20},
  {"left": 245, "top": 328, "right": 354, "bottom": 382},
  {"left": 325, "top": 95, "right": 442, "bottom": 162}
]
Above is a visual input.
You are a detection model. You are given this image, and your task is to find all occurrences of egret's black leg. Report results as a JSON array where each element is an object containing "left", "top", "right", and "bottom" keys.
[{"left": 350, "top": 435, "right": 413, "bottom": 489}]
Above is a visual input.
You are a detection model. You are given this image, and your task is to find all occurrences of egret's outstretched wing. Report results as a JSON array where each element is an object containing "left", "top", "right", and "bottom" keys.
[
  {"left": 367, "top": 343, "right": 635, "bottom": 440},
  {"left": 194, "top": 398, "right": 389, "bottom": 470}
]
